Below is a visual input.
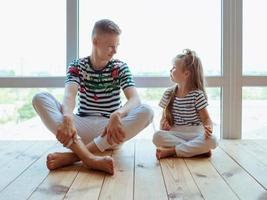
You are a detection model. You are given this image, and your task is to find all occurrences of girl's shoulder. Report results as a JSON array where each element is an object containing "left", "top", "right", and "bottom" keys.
[
  {"left": 163, "top": 86, "right": 176, "bottom": 97},
  {"left": 189, "top": 89, "right": 205, "bottom": 96}
]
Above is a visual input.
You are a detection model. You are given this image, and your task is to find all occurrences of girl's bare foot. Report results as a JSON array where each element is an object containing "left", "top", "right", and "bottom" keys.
[
  {"left": 84, "top": 156, "right": 114, "bottom": 175},
  {"left": 193, "top": 150, "right": 212, "bottom": 158},
  {"left": 156, "top": 147, "right": 176, "bottom": 160},
  {"left": 46, "top": 152, "right": 79, "bottom": 170}
]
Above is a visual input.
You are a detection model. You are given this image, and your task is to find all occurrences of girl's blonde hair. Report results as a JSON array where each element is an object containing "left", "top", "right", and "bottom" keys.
[{"left": 164, "top": 49, "right": 207, "bottom": 126}]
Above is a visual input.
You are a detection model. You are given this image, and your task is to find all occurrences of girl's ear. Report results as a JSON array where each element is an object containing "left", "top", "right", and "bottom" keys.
[{"left": 184, "top": 70, "right": 191, "bottom": 77}]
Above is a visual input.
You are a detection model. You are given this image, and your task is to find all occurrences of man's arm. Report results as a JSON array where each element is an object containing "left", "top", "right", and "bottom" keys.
[
  {"left": 102, "top": 86, "right": 141, "bottom": 145},
  {"left": 62, "top": 83, "right": 78, "bottom": 118},
  {"left": 57, "top": 83, "right": 79, "bottom": 146},
  {"left": 111, "top": 86, "right": 141, "bottom": 118}
]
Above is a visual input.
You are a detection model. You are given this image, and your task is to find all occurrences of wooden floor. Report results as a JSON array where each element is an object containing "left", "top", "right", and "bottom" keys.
[{"left": 0, "top": 140, "right": 267, "bottom": 200}]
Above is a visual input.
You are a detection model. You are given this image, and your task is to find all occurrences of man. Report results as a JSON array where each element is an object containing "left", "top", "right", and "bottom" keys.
[{"left": 32, "top": 19, "right": 153, "bottom": 175}]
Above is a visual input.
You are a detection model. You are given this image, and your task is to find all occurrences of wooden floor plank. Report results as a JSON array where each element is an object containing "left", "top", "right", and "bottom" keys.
[
  {"left": 64, "top": 151, "right": 112, "bottom": 200},
  {"left": 185, "top": 157, "right": 239, "bottom": 200},
  {"left": 98, "top": 141, "right": 135, "bottom": 200},
  {"left": 134, "top": 140, "right": 168, "bottom": 200},
  {"left": 28, "top": 165, "right": 80, "bottom": 200},
  {"left": 227, "top": 140, "right": 267, "bottom": 167},
  {"left": 160, "top": 158, "right": 204, "bottom": 200},
  {"left": 220, "top": 140, "right": 267, "bottom": 189},
  {"left": 0, "top": 141, "right": 55, "bottom": 192},
  {"left": 0, "top": 141, "right": 35, "bottom": 168},
  {"left": 210, "top": 147, "right": 267, "bottom": 200},
  {"left": 0, "top": 139, "right": 266, "bottom": 199},
  {"left": 251, "top": 140, "right": 267, "bottom": 151},
  {"left": 0, "top": 141, "right": 58, "bottom": 200}
]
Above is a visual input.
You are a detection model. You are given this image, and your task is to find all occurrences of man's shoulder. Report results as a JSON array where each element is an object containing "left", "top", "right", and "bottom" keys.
[
  {"left": 110, "top": 59, "right": 128, "bottom": 68},
  {"left": 69, "top": 57, "right": 89, "bottom": 67}
]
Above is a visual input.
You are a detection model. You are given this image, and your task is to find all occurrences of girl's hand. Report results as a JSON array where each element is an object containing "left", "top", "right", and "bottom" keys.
[
  {"left": 160, "top": 118, "right": 171, "bottom": 131},
  {"left": 204, "top": 125, "right": 213, "bottom": 139}
]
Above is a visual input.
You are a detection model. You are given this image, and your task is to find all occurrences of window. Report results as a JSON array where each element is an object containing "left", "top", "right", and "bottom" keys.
[
  {"left": 242, "top": 87, "right": 267, "bottom": 139},
  {"left": 122, "top": 87, "right": 221, "bottom": 139},
  {"left": 243, "top": 0, "right": 267, "bottom": 75},
  {"left": 79, "top": 0, "right": 221, "bottom": 76},
  {"left": 0, "top": 0, "right": 66, "bottom": 77},
  {"left": 0, "top": 88, "right": 63, "bottom": 140}
]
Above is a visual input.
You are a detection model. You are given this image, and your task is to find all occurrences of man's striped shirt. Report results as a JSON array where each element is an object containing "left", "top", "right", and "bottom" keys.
[
  {"left": 159, "top": 87, "right": 208, "bottom": 126},
  {"left": 65, "top": 56, "right": 135, "bottom": 117}
]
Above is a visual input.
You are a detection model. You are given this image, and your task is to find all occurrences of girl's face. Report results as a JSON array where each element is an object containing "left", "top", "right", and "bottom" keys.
[{"left": 170, "top": 59, "right": 190, "bottom": 84}]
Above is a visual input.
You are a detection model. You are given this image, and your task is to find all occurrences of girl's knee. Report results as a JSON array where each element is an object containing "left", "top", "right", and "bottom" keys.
[
  {"left": 152, "top": 131, "right": 164, "bottom": 146},
  {"left": 207, "top": 135, "right": 218, "bottom": 149}
]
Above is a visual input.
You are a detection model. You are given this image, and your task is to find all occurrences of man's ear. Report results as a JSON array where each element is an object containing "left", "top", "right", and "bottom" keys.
[{"left": 92, "top": 37, "right": 98, "bottom": 46}]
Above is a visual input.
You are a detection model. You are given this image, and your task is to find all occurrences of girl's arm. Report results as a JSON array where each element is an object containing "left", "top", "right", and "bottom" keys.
[
  {"left": 198, "top": 108, "right": 213, "bottom": 138},
  {"left": 160, "top": 110, "right": 171, "bottom": 131}
]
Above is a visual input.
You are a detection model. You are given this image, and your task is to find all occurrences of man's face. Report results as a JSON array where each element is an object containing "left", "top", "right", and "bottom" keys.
[{"left": 93, "top": 33, "right": 120, "bottom": 61}]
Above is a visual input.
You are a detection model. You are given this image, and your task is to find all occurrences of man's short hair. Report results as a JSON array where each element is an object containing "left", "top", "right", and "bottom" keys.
[{"left": 92, "top": 19, "right": 121, "bottom": 38}]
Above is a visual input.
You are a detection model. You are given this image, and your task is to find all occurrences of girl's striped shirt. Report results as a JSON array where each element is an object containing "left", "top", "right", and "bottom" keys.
[
  {"left": 65, "top": 56, "right": 135, "bottom": 117},
  {"left": 159, "top": 87, "right": 208, "bottom": 126}
]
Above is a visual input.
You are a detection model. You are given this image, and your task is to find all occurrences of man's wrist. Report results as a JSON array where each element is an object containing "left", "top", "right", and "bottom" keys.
[
  {"left": 63, "top": 114, "right": 73, "bottom": 121},
  {"left": 111, "top": 111, "right": 122, "bottom": 118}
]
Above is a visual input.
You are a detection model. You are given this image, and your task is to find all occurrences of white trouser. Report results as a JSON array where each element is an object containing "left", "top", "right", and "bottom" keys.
[
  {"left": 153, "top": 125, "right": 218, "bottom": 157},
  {"left": 32, "top": 92, "right": 154, "bottom": 152}
]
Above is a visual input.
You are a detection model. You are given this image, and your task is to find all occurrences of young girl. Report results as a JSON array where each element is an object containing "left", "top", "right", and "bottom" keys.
[{"left": 153, "top": 49, "right": 218, "bottom": 159}]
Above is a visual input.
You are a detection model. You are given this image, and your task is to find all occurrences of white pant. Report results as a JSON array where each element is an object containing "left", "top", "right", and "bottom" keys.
[
  {"left": 32, "top": 92, "right": 154, "bottom": 152},
  {"left": 153, "top": 125, "right": 218, "bottom": 157}
]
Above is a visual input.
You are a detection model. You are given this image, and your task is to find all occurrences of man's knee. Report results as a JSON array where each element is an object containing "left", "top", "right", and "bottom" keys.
[
  {"left": 32, "top": 92, "right": 55, "bottom": 114},
  {"left": 138, "top": 104, "right": 154, "bottom": 123},
  {"left": 32, "top": 92, "right": 45, "bottom": 108}
]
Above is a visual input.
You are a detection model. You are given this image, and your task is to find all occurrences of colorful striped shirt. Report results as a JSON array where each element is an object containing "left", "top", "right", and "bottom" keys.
[
  {"left": 159, "top": 87, "right": 208, "bottom": 126},
  {"left": 65, "top": 56, "right": 135, "bottom": 117}
]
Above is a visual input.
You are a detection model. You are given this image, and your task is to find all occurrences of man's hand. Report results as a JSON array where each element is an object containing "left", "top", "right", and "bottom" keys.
[
  {"left": 101, "top": 112, "right": 126, "bottom": 145},
  {"left": 56, "top": 115, "right": 77, "bottom": 147},
  {"left": 160, "top": 118, "right": 171, "bottom": 131}
]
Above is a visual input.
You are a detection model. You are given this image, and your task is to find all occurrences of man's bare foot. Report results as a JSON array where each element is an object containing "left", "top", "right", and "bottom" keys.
[
  {"left": 84, "top": 156, "right": 114, "bottom": 175},
  {"left": 156, "top": 147, "right": 176, "bottom": 160},
  {"left": 46, "top": 152, "right": 79, "bottom": 170},
  {"left": 47, "top": 152, "right": 114, "bottom": 175}
]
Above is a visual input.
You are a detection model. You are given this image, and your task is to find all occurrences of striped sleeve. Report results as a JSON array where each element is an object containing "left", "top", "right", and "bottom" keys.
[
  {"left": 65, "top": 59, "right": 80, "bottom": 85},
  {"left": 119, "top": 64, "right": 135, "bottom": 90},
  {"left": 159, "top": 88, "right": 172, "bottom": 109},
  {"left": 195, "top": 91, "right": 208, "bottom": 111}
]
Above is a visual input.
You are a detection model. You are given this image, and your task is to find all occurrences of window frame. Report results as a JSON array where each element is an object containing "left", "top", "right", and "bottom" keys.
[{"left": 1, "top": 0, "right": 267, "bottom": 139}]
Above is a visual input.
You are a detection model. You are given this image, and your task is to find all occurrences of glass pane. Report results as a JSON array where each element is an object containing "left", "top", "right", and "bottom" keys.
[
  {"left": 123, "top": 87, "right": 221, "bottom": 140},
  {"left": 242, "top": 87, "right": 267, "bottom": 139},
  {"left": 0, "top": 0, "right": 66, "bottom": 77},
  {"left": 0, "top": 88, "right": 63, "bottom": 140},
  {"left": 79, "top": 0, "right": 221, "bottom": 76},
  {"left": 1, "top": 87, "right": 221, "bottom": 140},
  {"left": 243, "top": 0, "right": 267, "bottom": 75}
]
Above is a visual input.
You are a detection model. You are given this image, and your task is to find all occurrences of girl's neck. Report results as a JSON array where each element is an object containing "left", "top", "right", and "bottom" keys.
[{"left": 176, "top": 83, "right": 193, "bottom": 97}]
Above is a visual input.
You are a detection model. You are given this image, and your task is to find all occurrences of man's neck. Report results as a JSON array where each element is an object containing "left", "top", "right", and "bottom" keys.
[{"left": 90, "top": 53, "right": 109, "bottom": 70}]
